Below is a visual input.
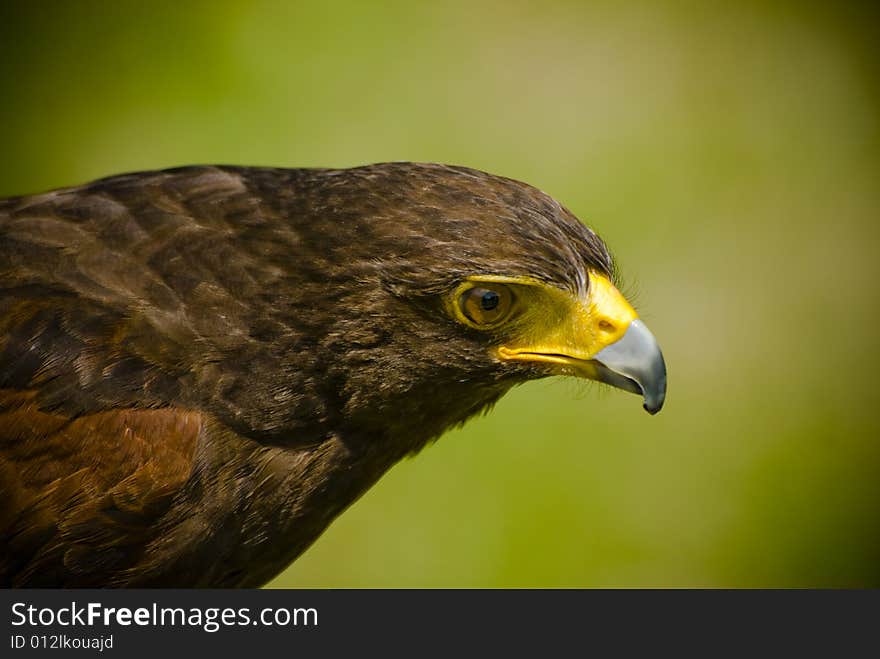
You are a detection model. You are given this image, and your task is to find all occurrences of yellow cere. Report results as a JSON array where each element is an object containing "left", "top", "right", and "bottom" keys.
[
  {"left": 496, "top": 271, "right": 637, "bottom": 368},
  {"left": 449, "top": 272, "right": 638, "bottom": 368},
  {"left": 584, "top": 271, "right": 638, "bottom": 348}
]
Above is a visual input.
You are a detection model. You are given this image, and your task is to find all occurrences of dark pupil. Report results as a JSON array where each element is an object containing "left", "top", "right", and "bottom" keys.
[{"left": 480, "top": 291, "right": 500, "bottom": 311}]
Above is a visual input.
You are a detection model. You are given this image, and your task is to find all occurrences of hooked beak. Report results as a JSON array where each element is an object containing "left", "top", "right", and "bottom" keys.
[
  {"left": 591, "top": 319, "right": 666, "bottom": 414},
  {"left": 496, "top": 271, "right": 667, "bottom": 414}
]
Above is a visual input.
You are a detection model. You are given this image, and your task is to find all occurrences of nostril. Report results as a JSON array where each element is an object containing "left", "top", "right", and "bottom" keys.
[{"left": 598, "top": 319, "right": 616, "bottom": 333}]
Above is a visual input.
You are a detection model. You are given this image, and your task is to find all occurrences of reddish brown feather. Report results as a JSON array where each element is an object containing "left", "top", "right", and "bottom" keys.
[{"left": 0, "top": 390, "right": 200, "bottom": 586}]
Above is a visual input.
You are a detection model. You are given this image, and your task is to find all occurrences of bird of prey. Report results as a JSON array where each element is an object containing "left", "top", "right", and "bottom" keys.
[{"left": 0, "top": 163, "right": 666, "bottom": 587}]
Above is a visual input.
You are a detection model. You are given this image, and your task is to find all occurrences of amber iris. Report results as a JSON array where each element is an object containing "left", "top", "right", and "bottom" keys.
[{"left": 459, "top": 285, "right": 513, "bottom": 326}]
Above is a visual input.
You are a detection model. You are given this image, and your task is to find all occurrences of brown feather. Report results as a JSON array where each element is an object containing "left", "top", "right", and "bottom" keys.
[
  {"left": 0, "top": 390, "right": 200, "bottom": 586},
  {"left": 0, "top": 163, "right": 616, "bottom": 586}
]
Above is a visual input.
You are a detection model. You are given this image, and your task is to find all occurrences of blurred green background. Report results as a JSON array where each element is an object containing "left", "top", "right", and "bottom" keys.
[{"left": 1, "top": 1, "right": 878, "bottom": 587}]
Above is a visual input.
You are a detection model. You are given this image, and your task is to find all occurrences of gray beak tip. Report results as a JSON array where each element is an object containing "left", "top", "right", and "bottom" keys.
[
  {"left": 643, "top": 398, "right": 664, "bottom": 415},
  {"left": 593, "top": 319, "right": 667, "bottom": 415}
]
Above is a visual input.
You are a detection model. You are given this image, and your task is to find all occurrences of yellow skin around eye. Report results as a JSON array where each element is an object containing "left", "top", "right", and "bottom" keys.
[
  {"left": 448, "top": 271, "right": 638, "bottom": 364},
  {"left": 448, "top": 271, "right": 666, "bottom": 415}
]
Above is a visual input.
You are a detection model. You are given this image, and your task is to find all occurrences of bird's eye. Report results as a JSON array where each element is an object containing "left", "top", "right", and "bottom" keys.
[
  {"left": 481, "top": 291, "right": 499, "bottom": 310},
  {"left": 459, "top": 285, "right": 513, "bottom": 326}
]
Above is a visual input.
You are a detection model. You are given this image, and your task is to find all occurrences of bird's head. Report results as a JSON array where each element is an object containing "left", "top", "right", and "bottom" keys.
[{"left": 280, "top": 163, "right": 666, "bottom": 451}]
